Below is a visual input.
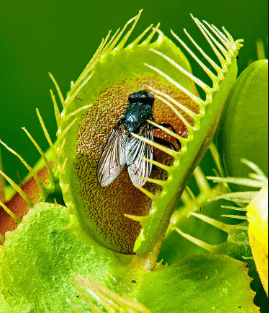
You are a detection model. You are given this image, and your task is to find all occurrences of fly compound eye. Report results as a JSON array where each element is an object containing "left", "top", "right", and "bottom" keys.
[{"left": 128, "top": 90, "right": 155, "bottom": 105}]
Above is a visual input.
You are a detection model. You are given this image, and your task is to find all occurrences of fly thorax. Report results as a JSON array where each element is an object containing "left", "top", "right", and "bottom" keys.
[{"left": 124, "top": 102, "right": 152, "bottom": 133}]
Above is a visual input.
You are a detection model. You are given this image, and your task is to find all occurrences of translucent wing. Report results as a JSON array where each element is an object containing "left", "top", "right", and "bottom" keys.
[
  {"left": 126, "top": 125, "right": 154, "bottom": 187},
  {"left": 97, "top": 119, "right": 127, "bottom": 186}
]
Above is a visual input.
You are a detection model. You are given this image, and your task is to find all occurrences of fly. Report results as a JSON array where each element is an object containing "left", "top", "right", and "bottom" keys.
[{"left": 97, "top": 90, "right": 179, "bottom": 187}]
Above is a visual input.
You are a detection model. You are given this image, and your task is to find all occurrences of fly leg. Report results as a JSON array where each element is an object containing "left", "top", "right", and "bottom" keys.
[
  {"left": 157, "top": 123, "right": 181, "bottom": 149},
  {"left": 151, "top": 137, "right": 177, "bottom": 171},
  {"left": 154, "top": 136, "right": 178, "bottom": 151}
]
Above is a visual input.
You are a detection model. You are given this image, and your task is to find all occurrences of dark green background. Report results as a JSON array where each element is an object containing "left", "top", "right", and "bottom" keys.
[{"left": 0, "top": 0, "right": 268, "bottom": 183}]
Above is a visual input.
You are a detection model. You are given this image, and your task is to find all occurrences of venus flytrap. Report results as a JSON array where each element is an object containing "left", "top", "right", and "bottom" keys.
[
  {"left": 217, "top": 59, "right": 268, "bottom": 186},
  {"left": 58, "top": 13, "right": 243, "bottom": 262},
  {"left": 0, "top": 12, "right": 261, "bottom": 313},
  {"left": 58, "top": 12, "right": 199, "bottom": 256},
  {"left": 212, "top": 49, "right": 268, "bottom": 308},
  {"left": 207, "top": 160, "right": 268, "bottom": 308},
  {"left": 158, "top": 149, "right": 250, "bottom": 265}
]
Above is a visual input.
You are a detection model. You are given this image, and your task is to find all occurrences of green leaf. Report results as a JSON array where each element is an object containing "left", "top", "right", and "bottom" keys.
[
  {"left": 159, "top": 199, "right": 251, "bottom": 265},
  {"left": 203, "top": 161, "right": 268, "bottom": 311},
  {"left": 0, "top": 203, "right": 121, "bottom": 312},
  {"left": 217, "top": 60, "right": 268, "bottom": 191},
  {"left": 136, "top": 254, "right": 258, "bottom": 313}
]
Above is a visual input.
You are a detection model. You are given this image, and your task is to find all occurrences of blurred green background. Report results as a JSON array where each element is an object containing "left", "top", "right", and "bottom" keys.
[{"left": 0, "top": 0, "right": 268, "bottom": 183}]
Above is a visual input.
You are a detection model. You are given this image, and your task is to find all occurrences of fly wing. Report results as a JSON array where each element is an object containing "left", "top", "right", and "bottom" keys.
[
  {"left": 97, "top": 119, "right": 127, "bottom": 187},
  {"left": 126, "top": 125, "right": 154, "bottom": 187}
]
